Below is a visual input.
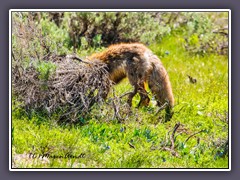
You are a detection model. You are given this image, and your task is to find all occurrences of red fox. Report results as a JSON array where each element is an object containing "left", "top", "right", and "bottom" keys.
[{"left": 88, "top": 43, "right": 174, "bottom": 120}]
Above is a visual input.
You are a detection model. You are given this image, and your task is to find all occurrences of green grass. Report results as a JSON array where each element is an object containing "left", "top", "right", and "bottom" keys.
[{"left": 12, "top": 34, "right": 229, "bottom": 169}]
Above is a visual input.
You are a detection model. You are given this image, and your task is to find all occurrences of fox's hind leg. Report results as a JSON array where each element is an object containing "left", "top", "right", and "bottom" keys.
[{"left": 127, "top": 87, "right": 138, "bottom": 107}]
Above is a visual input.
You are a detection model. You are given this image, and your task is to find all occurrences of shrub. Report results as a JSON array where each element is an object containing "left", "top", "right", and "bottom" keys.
[
  {"left": 12, "top": 13, "right": 113, "bottom": 123},
  {"left": 61, "top": 12, "right": 171, "bottom": 51}
]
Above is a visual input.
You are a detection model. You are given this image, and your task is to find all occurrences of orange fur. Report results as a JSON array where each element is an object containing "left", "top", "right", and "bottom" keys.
[{"left": 88, "top": 43, "right": 174, "bottom": 120}]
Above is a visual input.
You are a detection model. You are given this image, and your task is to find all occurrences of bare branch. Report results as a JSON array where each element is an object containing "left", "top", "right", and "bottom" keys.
[
  {"left": 170, "top": 122, "right": 181, "bottom": 150},
  {"left": 161, "top": 122, "right": 181, "bottom": 157},
  {"left": 155, "top": 102, "right": 168, "bottom": 115},
  {"left": 184, "top": 130, "right": 204, "bottom": 144}
]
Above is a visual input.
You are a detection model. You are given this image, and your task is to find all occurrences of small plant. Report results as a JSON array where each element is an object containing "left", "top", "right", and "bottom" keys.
[{"left": 33, "top": 60, "right": 57, "bottom": 81}]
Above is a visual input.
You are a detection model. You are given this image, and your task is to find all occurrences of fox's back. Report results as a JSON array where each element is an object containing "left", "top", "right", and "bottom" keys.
[{"left": 88, "top": 43, "right": 149, "bottom": 63}]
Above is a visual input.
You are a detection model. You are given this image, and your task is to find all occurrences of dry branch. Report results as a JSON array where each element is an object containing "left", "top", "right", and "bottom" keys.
[
  {"left": 12, "top": 55, "right": 113, "bottom": 122},
  {"left": 162, "top": 122, "right": 181, "bottom": 157},
  {"left": 184, "top": 130, "right": 204, "bottom": 144}
]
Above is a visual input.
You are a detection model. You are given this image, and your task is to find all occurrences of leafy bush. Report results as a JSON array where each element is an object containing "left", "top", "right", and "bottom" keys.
[
  {"left": 33, "top": 60, "right": 57, "bottom": 81},
  {"left": 60, "top": 12, "right": 171, "bottom": 51},
  {"left": 19, "top": 12, "right": 228, "bottom": 56},
  {"left": 46, "top": 12, "right": 228, "bottom": 55},
  {"left": 12, "top": 13, "right": 114, "bottom": 123}
]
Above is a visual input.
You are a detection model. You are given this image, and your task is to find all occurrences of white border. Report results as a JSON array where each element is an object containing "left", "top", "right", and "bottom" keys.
[
  {"left": 228, "top": 9, "right": 231, "bottom": 171},
  {"left": 9, "top": 9, "right": 12, "bottom": 171},
  {"left": 9, "top": 9, "right": 231, "bottom": 171}
]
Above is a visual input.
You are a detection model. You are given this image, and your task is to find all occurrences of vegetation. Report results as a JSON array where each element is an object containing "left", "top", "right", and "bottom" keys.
[{"left": 11, "top": 11, "right": 229, "bottom": 169}]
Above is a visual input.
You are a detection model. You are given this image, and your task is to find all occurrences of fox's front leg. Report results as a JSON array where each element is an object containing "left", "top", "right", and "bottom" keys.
[
  {"left": 126, "top": 75, "right": 150, "bottom": 107},
  {"left": 127, "top": 87, "right": 138, "bottom": 107},
  {"left": 127, "top": 83, "right": 150, "bottom": 108}
]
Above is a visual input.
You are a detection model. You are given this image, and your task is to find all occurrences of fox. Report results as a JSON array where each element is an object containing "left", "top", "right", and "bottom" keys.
[{"left": 88, "top": 43, "right": 174, "bottom": 121}]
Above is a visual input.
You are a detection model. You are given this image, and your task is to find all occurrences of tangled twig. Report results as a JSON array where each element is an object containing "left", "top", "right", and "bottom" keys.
[{"left": 12, "top": 55, "right": 113, "bottom": 122}]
